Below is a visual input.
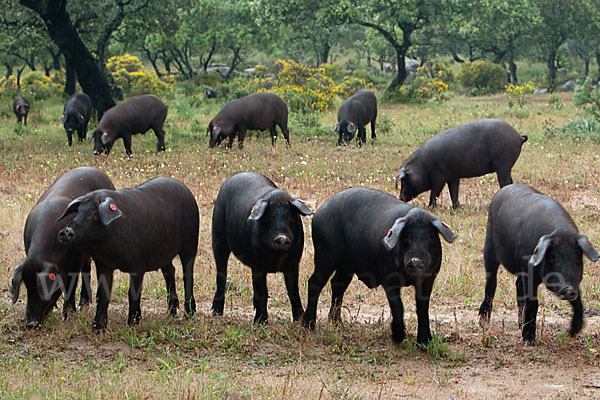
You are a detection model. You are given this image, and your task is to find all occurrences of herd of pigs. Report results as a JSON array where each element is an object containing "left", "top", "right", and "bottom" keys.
[{"left": 8, "top": 89, "right": 600, "bottom": 347}]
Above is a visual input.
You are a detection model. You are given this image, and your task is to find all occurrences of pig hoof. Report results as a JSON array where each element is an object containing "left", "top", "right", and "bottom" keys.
[
  {"left": 391, "top": 327, "right": 406, "bottom": 343},
  {"left": 523, "top": 337, "right": 536, "bottom": 346}
]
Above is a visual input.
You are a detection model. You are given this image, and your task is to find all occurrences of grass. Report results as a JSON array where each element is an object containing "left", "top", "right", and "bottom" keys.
[{"left": 1, "top": 90, "right": 600, "bottom": 398}]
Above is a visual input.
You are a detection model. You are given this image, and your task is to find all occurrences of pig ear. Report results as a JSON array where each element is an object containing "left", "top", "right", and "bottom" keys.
[
  {"left": 88, "top": 129, "right": 97, "bottom": 144},
  {"left": 529, "top": 233, "right": 554, "bottom": 267},
  {"left": 79, "top": 113, "right": 84, "bottom": 120},
  {"left": 57, "top": 196, "right": 84, "bottom": 221},
  {"left": 10, "top": 263, "right": 24, "bottom": 304},
  {"left": 98, "top": 197, "right": 122, "bottom": 226},
  {"left": 291, "top": 198, "right": 313, "bottom": 216},
  {"left": 382, "top": 216, "right": 408, "bottom": 251},
  {"left": 100, "top": 131, "right": 111, "bottom": 145},
  {"left": 395, "top": 168, "right": 407, "bottom": 190},
  {"left": 577, "top": 234, "right": 600, "bottom": 262},
  {"left": 347, "top": 122, "right": 356, "bottom": 133},
  {"left": 37, "top": 262, "right": 63, "bottom": 302},
  {"left": 432, "top": 218, "right": 457, "bottom": 243},
  {"left": 248, "top": 199, "right": 268, "bottom": 221}
]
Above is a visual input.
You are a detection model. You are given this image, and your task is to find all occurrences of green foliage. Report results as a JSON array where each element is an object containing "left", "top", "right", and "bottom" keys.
[
  {"left": 573, "top": 77, "right": 600, "bottom": 121},
  {"left": 560, "top": 118, "right": 600, "bottom": 142},
  {"left": 458, "top": 61, "right": 506, "bottom": 95},
  {"left": 0, "top": 75, "right": 19, "bottom": 100},
  {"left": 384, "top": 66, "right": 450, "bottom": 104},
  {"left": 548, "top": 94, "right": 564, "bottom": 110},
  {"left": 107, "top": 54, "right": 172, "bottom": 97},
  {"left": 20, "top": 71, "right": 61, "bottom": 100}
]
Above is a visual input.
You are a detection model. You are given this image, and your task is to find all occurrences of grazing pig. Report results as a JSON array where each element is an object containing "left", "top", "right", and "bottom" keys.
[
  {"left": 10, "top": 167, "right": 115, "bottom": 328},
  {"left": 88, "top": 94, "right": 168, "bottom": 156},
  {"left": 13, "top": 95, "right": 30, "bottom": 125},
  {"left": 211, "top": 172, "right": 313, "bottom": 323},
  {"left": 395, "top": 119, "right": 528, "bottom": 208},
  {"left": 303, "top": 188, "right": 456, "bottom": 344},
  {"left": 335, "top": 90, "right": 377, "bottom": 146},
  {"left": 207, "top": 92, "right": 290, "bottom": 149},
  {"left": 62, "top": 92, "right": 92, "bottom": 146},
  {"left": 57, "top": 177, "right": 198, "bottom": 333},
  {"left": 478, "top": 184, "right": 599, "bottom": 346}
]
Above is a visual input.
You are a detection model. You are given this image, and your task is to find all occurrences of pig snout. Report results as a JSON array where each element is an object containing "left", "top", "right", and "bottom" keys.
[
  {"left": 557, "top": 285, "right": 578, "bottom": 301},
  {"left": 273, "top": 234, "right": 292, "bottom": 250},
  {"left": 58, "top": 226, "right": 75, "bottom": 244},
  {"left": 406, "top": 257, "right": 425, "bottom": 273}
]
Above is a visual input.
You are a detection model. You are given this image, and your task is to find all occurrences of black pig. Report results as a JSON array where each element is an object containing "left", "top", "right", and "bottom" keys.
[
  {"left": 208, "top": 92, "right": 290, "bottom": 149},
  {"left": 62, "top": 92, "right": 92, "bottom": 146},
  {"left": 211, "top": 172, "right": 313, "bottom": 323},
  {"left": 13, "top": 95, "right": 30, "bottom": 125},
  {"left": 57, "top": 177, "right": 198, "bottom": 333},
  {"left": 335, "top": 90, "right": 377, "bottom": 146},
  {"left": 478, "top": 183, "right": 599, "bottom": 346},
  {"left": 10, "top": 167, "right": 115, "bottom": 328},
  {"left": 303, "top": 188, "right": 456, "bottom": 344},
  {"left": 88, "top": 94, "right": 168, "bottom": 156},
  {"left": 395, "top": 119, "right": 528, "bottom": 208}
]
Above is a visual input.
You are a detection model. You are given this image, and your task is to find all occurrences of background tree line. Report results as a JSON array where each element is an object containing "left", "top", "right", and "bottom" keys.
[{"left": 2, "top": 0, "right": 600, "bottom": 114}]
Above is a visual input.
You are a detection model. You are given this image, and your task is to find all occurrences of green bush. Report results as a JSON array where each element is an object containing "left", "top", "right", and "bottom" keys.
[
  {"left": 573, "top": 76, "right": 600, "bottom": 121},
  {"left": 458, "top": 61, "right": 506, "bottom": 95},
  {"left": 107, "top": 54, "right": 172, "bottom": 97},
  {"left": 560, "top": 118, "right": 600, "bottom": 142},
  {"left": 21, "top": 71, "right": 61, "bottom": 100},
  {"left": 0, "top": 75, "right": 19, "bottom": 100}
]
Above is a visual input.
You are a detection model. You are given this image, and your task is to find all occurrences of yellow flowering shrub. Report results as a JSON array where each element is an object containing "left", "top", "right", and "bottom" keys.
[
  {"left": 21, "top": 71, "right": 61, "bottom": 100},
  {"left": 0, "top": 75, "right": 18, "bottom": 99},
  {"left": 506, "top": 81, "right": 536, "bottom": 108},
  {"left": 107, "top": 54, "right": 172, "bottom": 96}
]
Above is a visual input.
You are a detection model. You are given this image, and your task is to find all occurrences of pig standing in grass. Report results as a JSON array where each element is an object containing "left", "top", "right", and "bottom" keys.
[
  {"left": 395, "top": 119, "right": 528, "bottom": 208},
  {"left": 57, "top": 177, "right": 198, "bottom": 333},
  {"left": 335, "top": 90, "right": 377, "bottom": 146},
  {"left": 13, "top": 95, "right": 30, "bottom": 125},
  {"left": 211, "top": 172, "right": 313, "bottom": 323},
  {"left": 207, "top": 92, "right": 290, "bottom": 149},
  {"left": 88, "top": 94, "right": 168, "bottom": 156},
  {"left": 303, "top": 188, "right": 456, "bottom": 344},
  {"left": 478, "top": 184, "right": 599, "bottom": 346},
  {"left": 62, "top": 92, "right": 92, "bottom": 146},
  {"left": 10, "top": 167, "right": 115, "bottom": 328}
]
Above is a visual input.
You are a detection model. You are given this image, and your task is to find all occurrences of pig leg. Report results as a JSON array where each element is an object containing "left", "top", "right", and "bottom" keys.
[
  {"left": 180, "top": 251, "right": 196, "bottom": 316},
  {"left": 370, "top": 118, "right": 376, "bottom": 139},
  {"left": 428, "top": 181, "right": 445, "bottom": 209},
  {"left": 328, "top": 270, "right": 353, "bottom": 323},
  {"left": 303, "top": 255, "right": 336, "bottom": 329},
  {"left": 283, "top": 269, "right": 304, "bottom": 321},
  {"left": 62, "top": 267, "right": 79, "bottom": 320},
  {"left": 238, "top": 127, "right": 247, "bottom": 149},
  {"left": 447, "top": 180, "right": 461, "bottom": 209},
  {"left": 383, "top": 281, "right": 406, "bottom": 343},
  {"left": 127, "top": 272, "right": 144, "bottom": 325},
  {"left": 478, "top": 236, "right": 499, "bottom": 327},
  {"left": 570, "top": 290, "right": 584, "bottom": 336},
  {"left": 161, "top": 263, "right": 179, "bottom": 317},
  {"left": 520, "top": 276, "right": 539, "bottom": 346},
  {"left": 78, "top": 126, "right": 86, "bottom": 142},
  {"left": 251, "top": 270, "right": 269, "bottom": 324},
  {"left": 153, "top": 127, "right": 166, "bottom": 152},
  {"left": 211, "top": 241, "right": 231, "bottom": 316},
  {"left": 67, "top": 131, "right": 73, "bottom": 146},
  {"left": 123, "top": 135, "right": 133, "bottom": 156},
  {"left": 269, "top": 126, "right": 278, "bottom": 147},
  {"left": 79, "top": 257, "right": 92, "bottom": 307},
  {"left": 415, "top": 280, "right": 434, "bottom": 344},
  {"left": 496, "top": 168, "right": 513, "bottom": 187},
  {"left": 516, "top": 275, "right": 525, "bottom": 328},
  {"left": 277, "top": 121, "right": 291, "bottom": 146},
  {"left": 93, "top": 265, "right": 114, "bottom": 334}
]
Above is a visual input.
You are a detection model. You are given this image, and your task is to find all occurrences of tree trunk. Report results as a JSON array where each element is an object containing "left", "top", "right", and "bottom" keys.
[
  {"left": 386, "top": 48, "right": 407, "bottom": 93},
  {"left": 5, "top": 62, "right": 13, "bottom": 79},
  {"left": 546, "top": 51, "right": 558, "bottom": 91},
  {"left": 227, "top": 46, "right": 241, "bottom": 78},
  {"left": 596, "top": 51, "right": 600, "bottom": 81},
  {"left": 320, "top": 43, "right": 331, "bottom": 66},
  {"left": 64, "top": 62, "right": 76, "bottom": 96},
  {"left": 508, "top": 47, "right": 518, "bottom": 84},
  {"left": 20, "top": 0, "right": 116, "bottom": 117},
  {"left": 16, "top": 65, "right": 26, "bottom": 88}
]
